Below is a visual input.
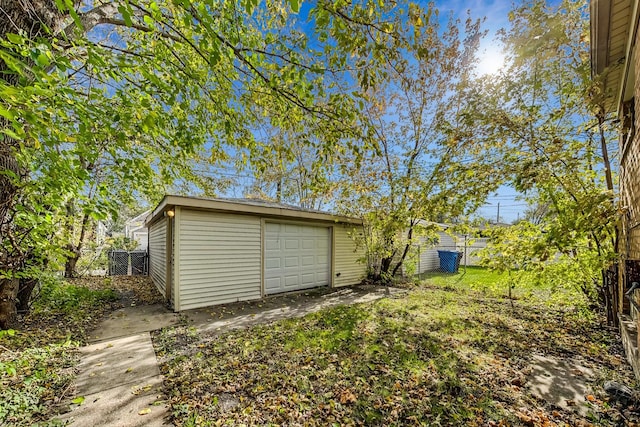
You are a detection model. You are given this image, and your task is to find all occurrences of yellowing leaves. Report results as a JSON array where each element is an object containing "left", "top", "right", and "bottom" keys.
[{"left": 338, "top": 388, "right": 357, "bottom": 404}]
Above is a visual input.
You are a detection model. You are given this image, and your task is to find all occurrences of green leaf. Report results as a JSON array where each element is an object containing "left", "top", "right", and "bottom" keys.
[
  {"left": 72, "top": 396, "right": 85, "bottom": 405},
  {"left": 0, "top": 107, "right": 16, "bottom": 121},
  {"left": 6, "top": 33, "right": 23, "bottom": 45},
  {"left": 65, "top": 0, "right": 83, "bottom": 30},
  {"left": 54, "top": 0, "right": 66, "bottom": 11},
  {"left": 1, "top": 128, "right": 24, "bottom": 141},
  {"left": 36, "top": 53, "right": 50, "bottom": 68},
  {"left": 289, "top": 0, "right": 300, "bottom": 13},
  {"left": 143, "top": 15, "right": 155, "bottom": 28},
  {"left": 118, "top": 5, "right": 133, "bottom": 27}
]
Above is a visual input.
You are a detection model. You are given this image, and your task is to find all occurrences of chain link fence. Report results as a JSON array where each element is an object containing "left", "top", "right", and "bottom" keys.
[{"left": 108, "top": 250, "right": 149, "bottom": 276}]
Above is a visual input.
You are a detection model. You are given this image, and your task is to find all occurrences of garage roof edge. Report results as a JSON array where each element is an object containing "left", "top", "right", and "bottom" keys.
[{"left": 145, "top": 195, "right": 363, "bottom": 226}]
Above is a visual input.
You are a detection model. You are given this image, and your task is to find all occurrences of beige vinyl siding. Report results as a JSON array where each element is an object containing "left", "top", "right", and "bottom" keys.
[
  {"left": 333, "top": 224, "right": 366, "bottom": 287},
  {"left": 177, "top": 209, "right": 261, "bottom": 310},
  {"left": 148, "top": 219, "right": 166, "bottom": 297},
  {"left": 462, "top": 237, "right": 488, "bottom": 266}
]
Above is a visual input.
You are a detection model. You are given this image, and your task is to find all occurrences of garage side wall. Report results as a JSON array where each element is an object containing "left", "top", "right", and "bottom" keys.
[
  {"left": 148, "top": 219, "right": 166, "bottom": 297},
  {"left": 177, "top": 209, "right": 261, "bottom": 310},
  {"left": 333, "top": 224, "right": 366, "bottom": 287}
]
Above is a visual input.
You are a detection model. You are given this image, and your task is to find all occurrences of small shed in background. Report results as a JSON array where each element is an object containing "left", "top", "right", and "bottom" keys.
[{"left": 146, "top": 195, "right": 366, "bottom": 311}]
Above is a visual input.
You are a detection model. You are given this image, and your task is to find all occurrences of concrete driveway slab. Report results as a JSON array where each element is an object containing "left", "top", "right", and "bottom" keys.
[
  {"left": 89, "top": 304, "right": 179, "bottom": 342},
  {"left": 185, "top": 285, "right": 404, "bottom": 334}
]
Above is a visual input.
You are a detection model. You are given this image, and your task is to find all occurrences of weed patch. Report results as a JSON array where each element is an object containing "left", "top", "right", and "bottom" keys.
[{"left": 0, "top": 341, "right": 78, "bottom": 426}]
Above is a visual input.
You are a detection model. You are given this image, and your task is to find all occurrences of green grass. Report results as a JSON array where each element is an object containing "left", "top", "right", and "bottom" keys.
[
  {"left": 418, "top": 266, "right": 592, "bottom": 310},
  {"left": 416, "top": 266, "right": 504, "bottom": 288},
  {"left": 157, "top": 275, "right": 635, "bottom": 426}
]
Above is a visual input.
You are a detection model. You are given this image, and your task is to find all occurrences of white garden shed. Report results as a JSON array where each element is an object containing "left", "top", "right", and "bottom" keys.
[{"left": 146, "top": 195, "right": 366, "bottom": 311}]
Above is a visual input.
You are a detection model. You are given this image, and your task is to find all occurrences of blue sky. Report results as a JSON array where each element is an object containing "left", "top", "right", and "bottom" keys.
[
  {"left": 438, "top": 0, "right": 526, "bottom": 223},
  {"left": 258, "top": 0, "right": 527, "bottom": 222}
]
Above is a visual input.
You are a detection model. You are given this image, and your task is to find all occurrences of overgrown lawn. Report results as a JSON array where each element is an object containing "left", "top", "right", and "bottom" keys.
[{"left": 157, "top": 272, "right": 637, "bottom": 426}]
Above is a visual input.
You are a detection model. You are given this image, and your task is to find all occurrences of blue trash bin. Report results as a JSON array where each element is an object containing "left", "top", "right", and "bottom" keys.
[{"left": 437, "top": 250, "right": 460, "bottom": 273}]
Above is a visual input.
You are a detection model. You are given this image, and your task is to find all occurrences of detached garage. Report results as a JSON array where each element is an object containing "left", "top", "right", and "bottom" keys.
[{"left": 146, "top": 195, "right": 366, "bottom": 311}]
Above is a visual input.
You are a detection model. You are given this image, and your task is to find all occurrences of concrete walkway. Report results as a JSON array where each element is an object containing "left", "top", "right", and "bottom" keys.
[
  {"left": 527, "top": 354, "right": 595, "bottom": 417},
  {"left": 55, "top": 305, "right": 180, "bottom": 426},
  {"left": 53, "top": 285, "right": 400, "bottom": 426}
]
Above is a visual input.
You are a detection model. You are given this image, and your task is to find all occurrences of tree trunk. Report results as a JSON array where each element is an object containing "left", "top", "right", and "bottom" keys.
[
  {"left": 391, "top": 227, "right": 414, "bottom": 277},
  {"left": 64, "top": 211, "right": 90, "bottom": 278},
  {"left": 378, "top": 256, "right": 394, "bottom": 282},
  {"left": 0, "top": 0, "right": 70, "bottom": 330},
  {"left": 0, "top": 278, "right": 19, "bottom": 329},
  {"left": 65, "top": 252, "right": 80, "bottom": 278},
  {"left": 17, "top": 278, "right": 38, "bottom": 313}
]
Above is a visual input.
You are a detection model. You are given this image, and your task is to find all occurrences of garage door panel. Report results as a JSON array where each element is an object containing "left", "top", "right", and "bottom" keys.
[
  {"left": 283, "top": 224, "right": 297, "bottom": 233},
  {"left": 301, "top": 273, "right": 316, "bottom": 284},
  {"left": 265, "top": 258, "right": 280, "bottom": 269},
  {"left": 285, "top": 239, "right": 299, "bottom": 249},
  {"left": 285, "top": 256, "right": 299, "bottom": 267},
  {"left": 266, "top": 223, "right": 280, "bottom": 233},
  {"left": 317, "top": 239, "right": 329, "bottom": 249},
  {"left": 264, "top": 223, "right": 331, "bottom": 294},
  {"left": 285, "top": 275, "right": 300, "bottom": 286},
  {"left": 266, "top": 239, "right": 280, "bottom": 250},
  {"left": 265, "top": 277, "right": 281, "bottom": 290}
]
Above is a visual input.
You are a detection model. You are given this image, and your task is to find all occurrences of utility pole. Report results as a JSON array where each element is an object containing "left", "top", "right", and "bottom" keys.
[{"left": 496, "top": 202, "right": 500, "bottom": 224}]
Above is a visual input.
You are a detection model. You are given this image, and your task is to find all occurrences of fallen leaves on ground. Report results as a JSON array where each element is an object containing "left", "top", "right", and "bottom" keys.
[
  {"left": 0, "top": 275, "right": 164, "bottom": 425},
  {"left": 66, "top": 275, "right": 164, "bottom": 306},
  {"left": 154, "top": 286, "right": 639, "bottom": 426}
]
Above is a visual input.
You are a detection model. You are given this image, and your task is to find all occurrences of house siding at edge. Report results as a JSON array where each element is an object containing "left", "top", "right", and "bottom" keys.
[
  {"left": 591, "top": 0, "right": 640, "bottom": 378},
  {"left": 146, "top": 195, "right": 367, "bottom": 311}
]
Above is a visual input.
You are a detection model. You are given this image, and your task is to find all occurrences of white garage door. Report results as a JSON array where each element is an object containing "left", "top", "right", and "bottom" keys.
[{"left": 264, "top": 222, "right": 331, "bottom": 294}]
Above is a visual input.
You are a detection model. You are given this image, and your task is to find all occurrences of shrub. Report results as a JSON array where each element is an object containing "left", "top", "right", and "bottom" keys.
[{"left": 31, "top": 274, "right": 118, "bottom": 321}]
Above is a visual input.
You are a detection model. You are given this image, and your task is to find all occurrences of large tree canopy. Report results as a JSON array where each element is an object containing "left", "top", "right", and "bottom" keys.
[
  {"left": 465, "top": 0, "right": 617, "bottom": 301},
  {"left": 0, "top": 0, "right": 409, "bottom": 328},
  {"left": 332, "top": 5, "right": 503, "bottom": 279}
]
